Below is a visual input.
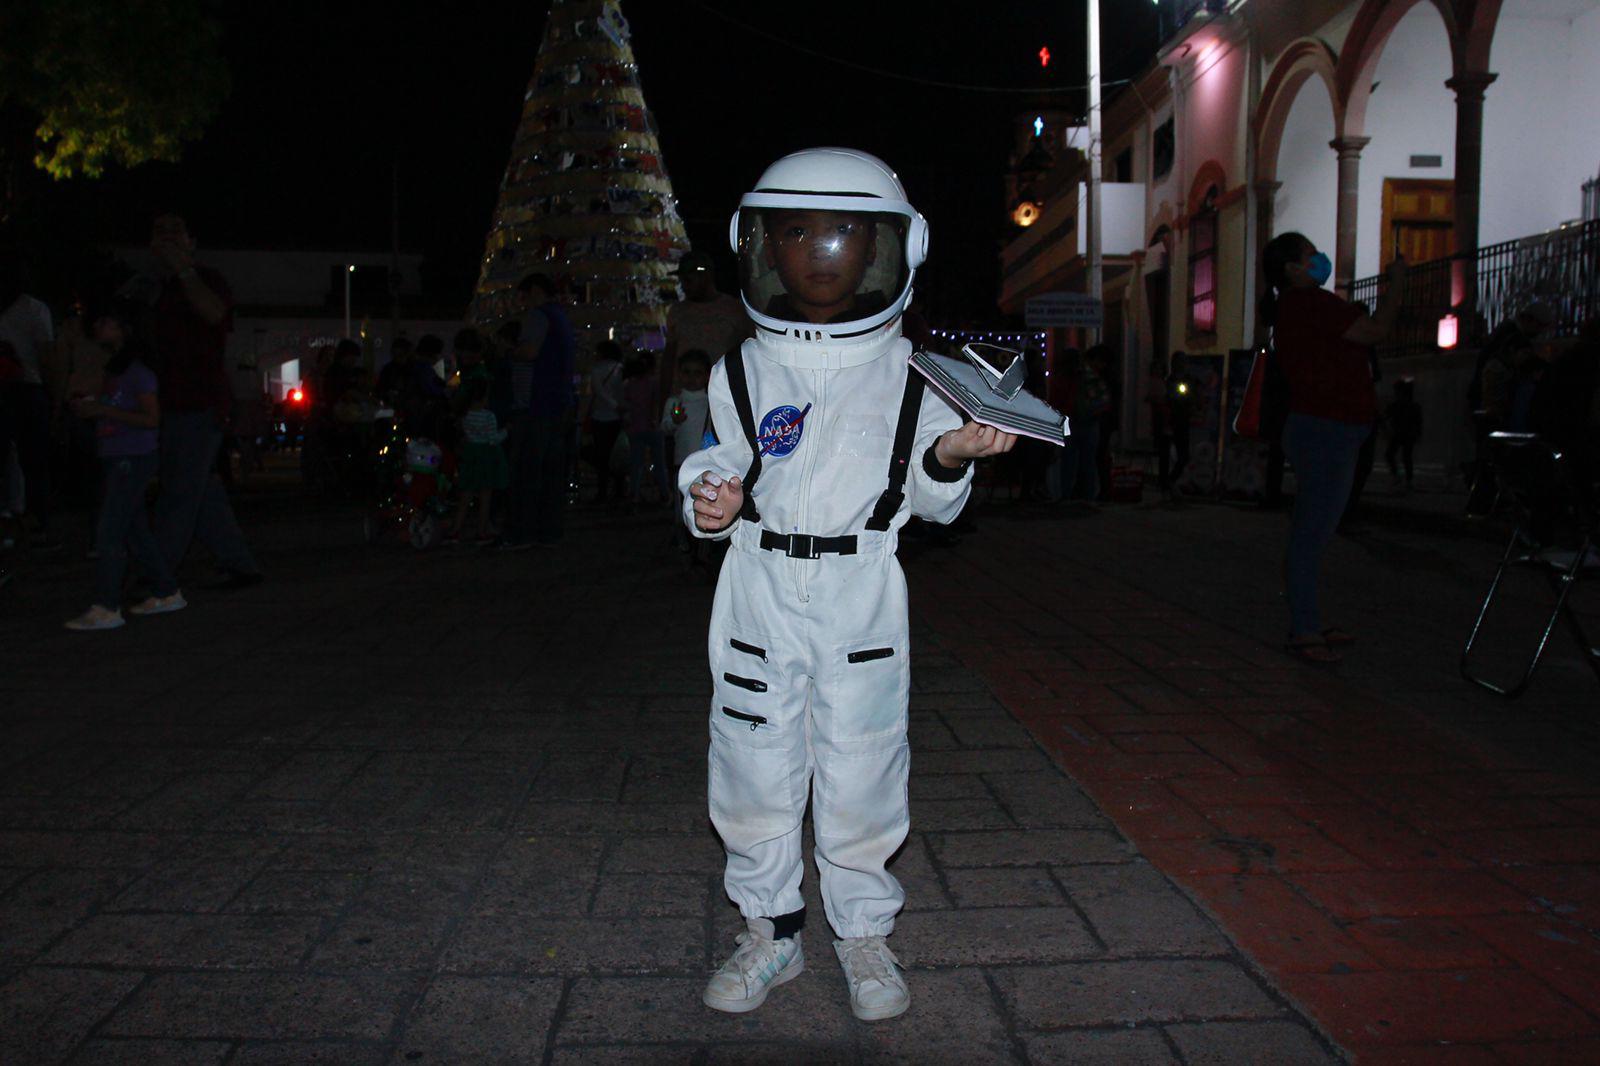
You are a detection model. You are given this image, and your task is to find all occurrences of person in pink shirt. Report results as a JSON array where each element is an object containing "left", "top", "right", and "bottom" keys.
[{"left": 622, "top": 350, "right": 669, "bottom": 505}]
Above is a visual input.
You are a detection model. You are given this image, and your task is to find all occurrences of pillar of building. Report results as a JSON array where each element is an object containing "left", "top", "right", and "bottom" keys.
[
  {"left": 1446, "top": 70, "right": 1496, "bottom": 325},
  {"left": 1329, "top": 136, "right": 1370, "bottom": 297},
  {"left": 1253, "top": 179, "right": 1282, "bottom": 331}
]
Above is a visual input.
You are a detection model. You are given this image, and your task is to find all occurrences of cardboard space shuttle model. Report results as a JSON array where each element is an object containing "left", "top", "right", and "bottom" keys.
[{"left": 909, "top": 342, "right": 1070, "bottom": 445}]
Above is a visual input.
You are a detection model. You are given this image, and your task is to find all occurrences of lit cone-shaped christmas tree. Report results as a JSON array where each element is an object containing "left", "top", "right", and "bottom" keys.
[{"left": 471, "top": 0, "right": 689, "bottom": 356}]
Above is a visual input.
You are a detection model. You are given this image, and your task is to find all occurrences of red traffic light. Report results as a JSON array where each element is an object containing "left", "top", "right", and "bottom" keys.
[{"left": 289, "top": 388, "right": 305, "bottom": 404}]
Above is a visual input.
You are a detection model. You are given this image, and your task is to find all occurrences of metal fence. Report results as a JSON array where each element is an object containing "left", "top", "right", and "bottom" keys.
[{"left": 1348, "top": 218, "right": 1600, "bottom": 357}]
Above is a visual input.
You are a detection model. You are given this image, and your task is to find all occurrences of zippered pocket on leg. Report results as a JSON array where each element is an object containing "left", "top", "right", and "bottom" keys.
[
  {"left": 847, "top": 647, "right": 895, "bottom": 664},
  {"left": 729, "top": 638, "right": 767, "bottom": 662},
  {"left": 721, "top": 706, "right": 768, "bottom": 732},
  {"left": 722, "top": 673, "right": 768, "bottom": 693}
]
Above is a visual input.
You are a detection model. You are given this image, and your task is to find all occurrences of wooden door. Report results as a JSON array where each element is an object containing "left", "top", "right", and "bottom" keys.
[{"left": 1382, "top": 179, "right": 1456, "bottom": 267}]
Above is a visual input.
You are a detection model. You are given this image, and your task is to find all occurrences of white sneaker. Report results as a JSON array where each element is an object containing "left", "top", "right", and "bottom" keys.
[
  {"left": 703, "top": 918, "right": 804, "bottom": 1014},
  {"left": 127, "top": 591, "right": 187, "bottom": 616},
  {"left": 65, "top": 605, "right": 125, "bottom": 631},
  {"left": 835, "top": 935, "right": 910, "bottom": 1021}
]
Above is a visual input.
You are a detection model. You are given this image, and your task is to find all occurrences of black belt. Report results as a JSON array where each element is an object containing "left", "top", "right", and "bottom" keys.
[{"left": 758, "top": 530, "right": 858, "bottom": 560}]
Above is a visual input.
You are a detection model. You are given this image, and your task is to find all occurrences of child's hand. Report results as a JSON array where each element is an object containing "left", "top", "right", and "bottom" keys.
[
  {"left": 689, "top": 471, "right": 743, "bottom": 531},
  {"left": 935, "top": 422, "right": 1017, "bottom": 466}
]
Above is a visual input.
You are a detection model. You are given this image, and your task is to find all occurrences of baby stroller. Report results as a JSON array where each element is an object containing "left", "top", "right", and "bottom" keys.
[
  {"left": 363, "top": 415, "right": 457, "bottom": 550},
  {"left": 1460, "top": 432, "right": 1600, "bottom": 697}
]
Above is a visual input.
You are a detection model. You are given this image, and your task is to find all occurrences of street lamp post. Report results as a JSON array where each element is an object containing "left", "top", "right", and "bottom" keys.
[
  {"left": 1086, "top": 0, "right": 1104, "bottom": 344},
  {"left": 344, "top": 263, "right": 354, "bottom": 339}
]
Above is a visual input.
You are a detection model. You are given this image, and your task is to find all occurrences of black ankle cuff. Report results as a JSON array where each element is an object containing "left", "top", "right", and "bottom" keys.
[{"left": 767, "top": 907, "right": 805, "bottom": 941}]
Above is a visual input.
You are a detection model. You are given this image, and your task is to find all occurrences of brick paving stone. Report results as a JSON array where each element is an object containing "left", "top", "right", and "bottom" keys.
[
  {"left": 227, "top": 1041, "right": 390, "bottom": 1064},
  {"left": 1183, "top": 874, "right": 1381, "bottom": 975},
  {"left": 558, "top": 975, "right": 856, "bottom": 1045},
  {"left": 591, "top": 873, "right": 708, "bottom": 918},
  {"left": 514, "top": 801, "right": 707, "bottom": 835},
  {"left": 979, "top": 771, "right": 1114, "bottom": 828},
  {"left": 1277, "top": 970, "right": 1600, "bottom": 1047},
  {"left": 857, "top": 969, "right": 1019, "bottom": 1064},
  {"left": 908, "top": 798, "right": 1016, "bottom": 831},
  {"left": 551, "top": 1048, "right": 704, "bottom": 1065},
  {"left": 1287, "top": 870, "right": 1534, "bottom": 920},
  {"left": 224, "top": 869, "right": 365, "bottom": 914},
  {"left": 994, "top": 959, "right": 1281, "bottom": 1028},
  {"left": 943, "top": 867, "right": 1065, "bottom": 909},
  {"left": 1463, "top": 912, "right": 1600, "bottom": 1008},
  {"left": 100, "top": 973, "right": 416, "bottom": 1041},
  {"left": 1164, "top": 1019, "right": 1339, "bottom": 1064},
  {"left": 911, "top": 748, "right": 1057, "bottom": 775},
  {"left": 1291, "top": 805, "right": 1472, "bottom": 871},
  {"left": 395, "top": 975, "right": 563, "bottom": 1063},
  {"left": 908, "top": 774, "right": 992, "bottom": 801},
  {"left": 1492, "top": 1036, "right": 1600, "bottom": 1064},
  {"left": 1200, "top": 804, "right": 1320, "bottom": 838},
  {"left": 441, "top": 916, "right": 704, "bottom": 975},
  {"left": 45, "top": 914, "right": 323, "bottom": 969},
  {"left": 0, "top": 967, "right": 143, "bottom": 1064},
  {"left": 703, "top": 1043, "right": 859, "bottom": 1065},
  {"left": 886, "top": 835, "right": 952, "bottom": 910},
  {"left": 104, "top": 840, "right": 279, "bottom": 912},
  {"left": 1355, "top": 1047, "right": 1501, "bottom": 1066},
  {"left": 893, "top": 907, "right": 1097, "bottom": 966},
  {"left": 1344, "top": 916, "right": 1513, "bottom": 970},
  {"left": 1022, "top": 1028, "right": 1178, "bottom": 1065},
  {"left": 1139, "top": 833, "right": 1367, "bottom": 876},
  {"left": 604, "top": 834, "right": 727, "bottom": 875},
  {"left": 1054, "top": 862, "right": 1231, "bottom": 957},
  {"left": 307, "top": 911, "right": 455, "bottom": 971},
  {"left": 64, "top": 1038, "right": 232, "bottom": 1064},
  {"left": 928, "top": 829, "right": 1130, "bottom": 868}
]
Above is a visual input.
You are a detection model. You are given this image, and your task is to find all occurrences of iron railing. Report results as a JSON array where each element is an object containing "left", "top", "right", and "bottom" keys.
[{"left": 1348, "top": 218, "right": 1600, "bottom": 357}]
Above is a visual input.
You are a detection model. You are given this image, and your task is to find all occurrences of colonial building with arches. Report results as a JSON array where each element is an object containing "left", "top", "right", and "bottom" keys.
[{"left": 1001, "top": 0, "right": 1600, "bottom": 476}]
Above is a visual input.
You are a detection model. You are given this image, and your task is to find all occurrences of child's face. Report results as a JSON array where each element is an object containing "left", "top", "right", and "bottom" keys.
[
  {"left": 680, "top": 363, "right": 709, "bottom": 392},
  {"left": 762, "top": 210, "right": 876, "bottom": 322}
]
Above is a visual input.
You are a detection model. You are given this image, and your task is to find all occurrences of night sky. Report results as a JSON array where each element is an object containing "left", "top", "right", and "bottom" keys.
[{"left": 51, "top": 1, "right": 1160, "bottom": 325}]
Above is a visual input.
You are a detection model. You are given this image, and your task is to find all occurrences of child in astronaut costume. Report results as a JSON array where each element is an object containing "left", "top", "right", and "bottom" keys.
[{"left": 680, "top": 148, "right": 1015, "bottom": 1021}]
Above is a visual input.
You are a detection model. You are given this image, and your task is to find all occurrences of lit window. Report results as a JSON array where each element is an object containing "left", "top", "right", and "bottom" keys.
[{"left": 1188, "top": 189, "right": 1218, "bottom": 334}]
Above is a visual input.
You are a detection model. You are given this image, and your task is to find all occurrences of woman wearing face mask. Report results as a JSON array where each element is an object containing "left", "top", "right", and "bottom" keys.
[{"left": 1260, "top": 234, "right": 1406, "bottom": 662}]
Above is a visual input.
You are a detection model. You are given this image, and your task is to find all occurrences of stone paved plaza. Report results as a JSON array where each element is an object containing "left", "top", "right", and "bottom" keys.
[{"left": 3, "top": 483, "right": 1597, "bottom": 1063}]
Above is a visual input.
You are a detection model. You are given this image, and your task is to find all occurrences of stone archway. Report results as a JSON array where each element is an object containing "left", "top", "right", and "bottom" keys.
[
  {"left": 1339, "top": 0, "right": 1464, "bottom": 139},
  {"left": 1255, "top": 38, "right": 1344, "bottom": 187}
]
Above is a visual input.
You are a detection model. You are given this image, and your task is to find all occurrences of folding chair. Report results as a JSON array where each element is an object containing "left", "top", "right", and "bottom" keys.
[{"left": 1461, "top": 432, "right": 1600, "bottom": 698}]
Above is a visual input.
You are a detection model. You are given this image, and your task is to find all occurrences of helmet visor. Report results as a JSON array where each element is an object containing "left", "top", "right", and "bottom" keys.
[{"left": 736, "top": 207, "right": 909, "bottom": 330}]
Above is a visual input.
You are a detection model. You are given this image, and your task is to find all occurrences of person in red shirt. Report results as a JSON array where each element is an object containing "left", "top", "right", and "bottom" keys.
[
  {"left": 1260, "top": 232, "right": 1406, "bottom": 661},
  {"left": 147, "top": 214, "right": 263, "bottom": 589}
]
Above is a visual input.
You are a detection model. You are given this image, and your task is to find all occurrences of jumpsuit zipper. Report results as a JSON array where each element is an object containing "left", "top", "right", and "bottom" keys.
[{"left": 793, "top": 365, "right": 826, "bottom": 605}]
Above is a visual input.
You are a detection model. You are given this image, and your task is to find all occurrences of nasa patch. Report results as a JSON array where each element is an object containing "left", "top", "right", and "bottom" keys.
[{"left": 757, "top": 404, "right": 809, "bottom": 458}]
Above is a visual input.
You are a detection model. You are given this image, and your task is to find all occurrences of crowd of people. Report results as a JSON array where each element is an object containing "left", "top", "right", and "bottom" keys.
[
  {"left": 287, "top": 257, "right": 749, "bottom": 554},
  {"left": 1, "top": 213, "right": 263, "bottom": 630}
]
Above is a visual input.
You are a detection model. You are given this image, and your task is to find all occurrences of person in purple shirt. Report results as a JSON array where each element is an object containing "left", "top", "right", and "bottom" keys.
[{"left": 64, "top": 308, "right": 184, "bottom": 631}]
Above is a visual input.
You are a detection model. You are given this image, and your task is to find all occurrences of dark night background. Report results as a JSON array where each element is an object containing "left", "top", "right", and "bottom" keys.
[{"left": 41, "top": 1, "right": 1159, "bottom": 325}]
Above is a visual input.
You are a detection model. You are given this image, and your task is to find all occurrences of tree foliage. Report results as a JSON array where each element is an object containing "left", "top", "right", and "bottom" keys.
[{"left": 0, "top": 0, "right": 229, "bottom": 187}]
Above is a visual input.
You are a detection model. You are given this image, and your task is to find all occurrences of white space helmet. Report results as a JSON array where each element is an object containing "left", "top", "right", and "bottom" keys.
[{"left": 729, "top": 147, "right": 929, "bottom": 339}]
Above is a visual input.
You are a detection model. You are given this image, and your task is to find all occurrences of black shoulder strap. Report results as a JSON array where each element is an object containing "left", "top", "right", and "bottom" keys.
[
  {"left": 722, "top": 349, "right": 763, "bottom": 522},
  {"left": 866, "top": 359, "right": 927, "bottom": 532}
]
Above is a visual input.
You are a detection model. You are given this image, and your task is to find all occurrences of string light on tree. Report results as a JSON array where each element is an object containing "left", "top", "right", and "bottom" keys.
[{"left": 1038, "top": 46, "right": 1051, "bottom": 68}]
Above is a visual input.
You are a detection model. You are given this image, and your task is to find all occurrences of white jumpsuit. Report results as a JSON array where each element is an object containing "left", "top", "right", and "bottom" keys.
[{"left": 677, "top": 326, "right": 972, "bottom": 939}]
